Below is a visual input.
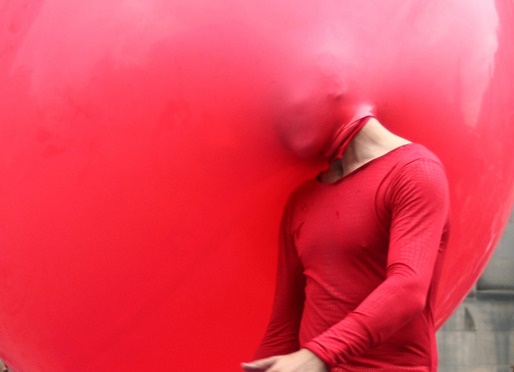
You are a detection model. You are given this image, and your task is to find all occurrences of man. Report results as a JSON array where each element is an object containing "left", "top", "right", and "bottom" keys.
[{"left": 241, "top": 69, "right": 450, "bottom": 371}]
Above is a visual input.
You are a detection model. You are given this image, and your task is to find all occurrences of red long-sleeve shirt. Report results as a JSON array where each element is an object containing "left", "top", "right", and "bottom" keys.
[{"left": 256, "top": 143, "right": 450, "bottom": 371}]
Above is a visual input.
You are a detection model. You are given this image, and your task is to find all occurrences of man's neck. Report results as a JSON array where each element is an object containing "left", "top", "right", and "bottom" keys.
[{"left": 320, "top": 118, "right": 410, "bottom": 183}]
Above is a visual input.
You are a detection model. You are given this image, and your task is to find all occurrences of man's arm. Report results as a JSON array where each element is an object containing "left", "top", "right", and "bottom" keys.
[
  {"left": 253, "top": 197, "right": 307, "bottom": 359},
  {"left": 242, "top": 349, "right": 326, "bottom": 372}
]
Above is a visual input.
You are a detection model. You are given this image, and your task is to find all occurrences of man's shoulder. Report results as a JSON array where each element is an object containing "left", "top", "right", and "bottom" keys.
[
  {"left": 393, "top": 143, "right": 445, "bottom": 169},
  {"left": 388, "top": 143, "right": 449, "bottom": 196},
  {"left": 398, "top": 142, "right": 440, "bottom": 159}
]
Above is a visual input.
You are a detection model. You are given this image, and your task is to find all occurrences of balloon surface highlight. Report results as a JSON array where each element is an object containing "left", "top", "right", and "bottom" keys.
[{"left": 0, "top": 1, "right": 513, "bottom": 371}]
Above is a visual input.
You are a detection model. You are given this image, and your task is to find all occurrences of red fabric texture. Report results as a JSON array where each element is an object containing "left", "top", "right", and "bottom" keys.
[
  {"left": 324, "top": 116, "right": 372, "bottom": 162},
  {"left": 322, "top": 105, "right": 375, "bottom": 162},
  {"left": 255, "top": 143, "right": 450, "bottom": 371}
]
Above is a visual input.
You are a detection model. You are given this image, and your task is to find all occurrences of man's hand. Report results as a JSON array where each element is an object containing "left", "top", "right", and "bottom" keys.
[{"left": 241, "top": 349, "right": 327, "bottom": 372}]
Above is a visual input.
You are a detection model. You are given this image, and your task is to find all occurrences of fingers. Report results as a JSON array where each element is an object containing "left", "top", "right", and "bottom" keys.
[
  {"left": 240, "top": 362, "right": 264, "bottom": 371},
  {"left": 241, "top": 356, "right": 278, "bottom": 371}
]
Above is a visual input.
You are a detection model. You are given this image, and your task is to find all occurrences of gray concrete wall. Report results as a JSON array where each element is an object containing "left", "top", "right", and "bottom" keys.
[
  {"left": 437, "top": 296, "right": 514, "bottom": 371},
  {"left": 437, "top": 209, "right": 514, "bottom": 371}
]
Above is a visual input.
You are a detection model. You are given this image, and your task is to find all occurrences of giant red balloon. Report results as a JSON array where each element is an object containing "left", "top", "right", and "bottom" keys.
[{"left": 0, "top": 1, "right": 513, "bottom": 371}]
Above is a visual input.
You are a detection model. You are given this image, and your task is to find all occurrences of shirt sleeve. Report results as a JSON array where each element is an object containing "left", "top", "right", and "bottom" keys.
[
  {"left": 254, "top": 196, "right": 306, "bottom": 358},
  {"left": 304, "top": 158, "right": 450, "bottom": 367}
]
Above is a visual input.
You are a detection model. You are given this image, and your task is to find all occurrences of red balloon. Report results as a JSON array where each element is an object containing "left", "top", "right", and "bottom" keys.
[{"left": 0, "top": 1, "right": 513, "bottom": 371}]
